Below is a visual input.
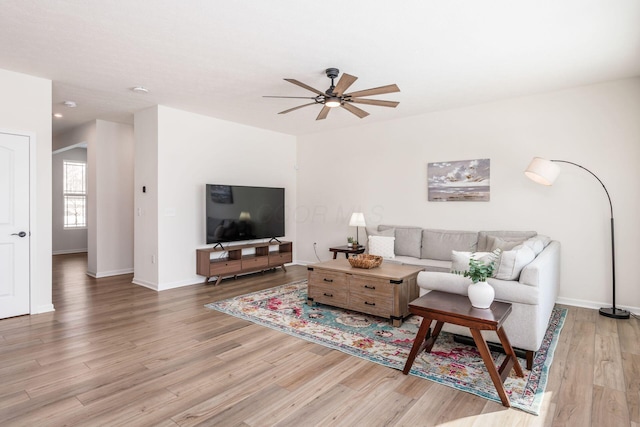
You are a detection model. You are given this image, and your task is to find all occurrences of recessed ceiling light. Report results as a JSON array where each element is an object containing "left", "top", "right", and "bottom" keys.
[
  {"left": 63, "top": 101, "right": 77, "bottom": 108},
  {"left": 131, "top": 86, "right": 150, "bottom": 94},
  {"left": 53, "top": 113, "right": 63, "bottom": 118}
]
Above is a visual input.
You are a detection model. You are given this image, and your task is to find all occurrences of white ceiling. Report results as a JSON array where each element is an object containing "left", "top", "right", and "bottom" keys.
[{"left": 1, "top": 1, "right": 639, "bottom": 137}]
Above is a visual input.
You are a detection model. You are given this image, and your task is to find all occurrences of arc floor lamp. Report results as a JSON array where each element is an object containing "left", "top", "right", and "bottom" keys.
[{"left": 524, "top": 157, "right": 630, "bottom": 319}]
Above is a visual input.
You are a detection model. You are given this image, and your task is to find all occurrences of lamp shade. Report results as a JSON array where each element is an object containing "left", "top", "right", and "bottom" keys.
[
  {"left": 524, "top": 157, "right": 561, "bottom": 186},
  {"left": 349, "top": 212, "right": 366, "bottom": 227}
]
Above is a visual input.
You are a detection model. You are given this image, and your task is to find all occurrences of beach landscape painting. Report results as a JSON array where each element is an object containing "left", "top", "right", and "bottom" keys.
[{"left": 428, "top": 159, "right": 490, "bottom": 202}]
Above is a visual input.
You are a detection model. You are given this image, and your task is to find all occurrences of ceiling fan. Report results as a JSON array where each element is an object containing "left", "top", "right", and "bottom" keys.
[{"left": 264, "top": 68, "right": 400, "bottom": 120}]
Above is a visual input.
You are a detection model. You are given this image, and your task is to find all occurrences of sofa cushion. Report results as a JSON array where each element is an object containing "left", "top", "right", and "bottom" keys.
[
  {"left": 494, "top": 245, "right": 536, "bottom": 280},
  {"left": 421, "top": 229, "right": 478, "bottom": 261},
  {"left": 417, "top": 271, "right": 540, "bottom": 305},
  {"left": 486, "top": 236, "right": 524, "bottom": 251},
  {"left": 366, "top": 226, "right": 395, "bottom": 238},
  {"left": 477, "top": 231, "right": 537, "bottom": 252},
  {"left": 393, "top": 256, "right": 451, "bottom": 272},
  {"left": 450, "top": 250, "right": 494, "bottom": 273},
  {"left": 368, "top": 235, "right": 395, "bottom": 258},
  {"left": 393, "top": 227, "right": 422, "bottom": 258},
  {"left": 522, "top": 237, "right": 544, "bottom": 255}
]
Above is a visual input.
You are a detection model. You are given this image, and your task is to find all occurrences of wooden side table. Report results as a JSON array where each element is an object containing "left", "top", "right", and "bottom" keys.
[
  {"left": 402, "top": 291, "right": 524, "bottom": 407},
  {"left": 328, "top": 245, "right": 365, "bottom": 259}
]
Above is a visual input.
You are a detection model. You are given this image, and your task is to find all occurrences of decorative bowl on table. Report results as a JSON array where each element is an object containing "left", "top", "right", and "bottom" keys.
[{"left": 348, "top": 254, "right": 383, "bottom": 269}]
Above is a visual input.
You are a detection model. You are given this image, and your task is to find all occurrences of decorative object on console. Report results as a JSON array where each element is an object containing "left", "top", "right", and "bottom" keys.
[
  {"left": 348, "top": 212, "right": 366, "bottom": 246},
  {"left": 453, "top": 249, "right": 501, "bottom": 308},
  {"left": 428, "top": 159, "right": 490, "bottom": 202},
  {"left": 524, "top": 157, "right": 629, "bottom": 320}
]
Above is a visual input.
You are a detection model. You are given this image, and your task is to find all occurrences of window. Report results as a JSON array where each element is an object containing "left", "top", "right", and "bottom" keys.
[{"left": 63, "top": 160, "right": 86, "bottom": 228}]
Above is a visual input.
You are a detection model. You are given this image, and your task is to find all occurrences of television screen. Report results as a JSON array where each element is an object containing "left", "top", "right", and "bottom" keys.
[{"left": 206, "top": 184, "right": 285, "bottom": 244}]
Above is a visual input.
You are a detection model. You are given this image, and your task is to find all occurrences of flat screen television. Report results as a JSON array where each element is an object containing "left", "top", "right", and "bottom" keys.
[{"left": 206, "top": 184, "right": 285, "bottom": 245}]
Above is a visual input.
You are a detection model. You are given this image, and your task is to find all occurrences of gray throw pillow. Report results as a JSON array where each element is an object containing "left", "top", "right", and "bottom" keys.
[
  {"left": 477, "top": 231, "right": 537, "bottom": 252},
  {"left": 394, "top": 228, "right": 422, "bottom": 258},
  {"left": 486, "top": 236, "right": 523, "bottom": 251}
]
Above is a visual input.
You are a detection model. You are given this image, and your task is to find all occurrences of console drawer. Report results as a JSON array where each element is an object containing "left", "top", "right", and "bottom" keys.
[
  {"left": 241, "top": 256, "right": 269, "bottom": 269},
  {"left": 269, "top": 252, "right": 292, "bottom": 266},
  {"left": 209, "top": 259, "right": 242, "bottom": 276}
]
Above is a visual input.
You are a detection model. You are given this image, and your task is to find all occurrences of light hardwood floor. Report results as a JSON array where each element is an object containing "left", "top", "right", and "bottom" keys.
[{"left": 0, "top": 253, "right": 638, "bottom": 426}]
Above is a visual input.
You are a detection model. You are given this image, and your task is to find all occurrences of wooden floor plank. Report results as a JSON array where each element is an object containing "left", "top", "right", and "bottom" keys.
[{"left": 0, "top": 253, "right": 635, "bottom": 426}]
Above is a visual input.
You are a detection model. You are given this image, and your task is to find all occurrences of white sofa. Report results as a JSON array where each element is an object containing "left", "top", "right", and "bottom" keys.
[{"left": 366, "top": 225, "right": 561, "bottom": 369}]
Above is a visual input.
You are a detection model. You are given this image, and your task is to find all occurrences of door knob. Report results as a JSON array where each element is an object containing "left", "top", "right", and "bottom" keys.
[{"left": 11, "top": 231, "right": 27, "bottom": 237}]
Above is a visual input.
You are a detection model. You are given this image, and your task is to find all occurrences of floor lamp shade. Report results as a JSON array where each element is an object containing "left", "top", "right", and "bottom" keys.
[
  {"left": 524, "top": 157, "right": 629, "bottom": 320},
  {"left": 349, "top": 213, "right": 366, "bottom": 245},
  {"left": 524, "top": 157, "right": 561, "bottom": 186}
]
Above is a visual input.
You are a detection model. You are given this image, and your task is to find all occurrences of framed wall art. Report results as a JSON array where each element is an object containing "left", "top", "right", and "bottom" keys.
[{"left": 427, "top": 159, "right": 490, "bottom": 202}]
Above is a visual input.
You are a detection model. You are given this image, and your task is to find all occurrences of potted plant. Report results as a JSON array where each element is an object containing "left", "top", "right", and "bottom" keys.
[
  {"left": 347, "top": 237, "right": 354, "bottom": 248},
  {"left": 455, "top": 249, "right": 501, "bottom": 308}
]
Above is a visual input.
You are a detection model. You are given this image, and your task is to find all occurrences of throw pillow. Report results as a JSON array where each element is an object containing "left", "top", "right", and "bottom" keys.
[
  {"left": 486, "top": 235, "right": 523, "bottom": 252},
  {"left": 450, "top": 250, "right": 494, "bottom": 273},
  {"left": 394, "top": 228, "right": 422, "bottom": 258},
  {"left": 365, "top": 227, "right": 395, "bottom": 238},
  {"left": 493, "top": 245, "right": 536, "bottom": 280},
  {"left": 368, "top": 236, "right": 395, "bottom": 259},
  {"left": 522, "top": 237, "right": 544, "bottom": 255},
  {"left": 477, "top": 231, "right": 537, "bottom": 251}
]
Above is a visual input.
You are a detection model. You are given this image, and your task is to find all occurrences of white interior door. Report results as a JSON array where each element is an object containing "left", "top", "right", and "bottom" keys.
[{"left": 0, "top": 132, "right": 30, "bottom": 319}]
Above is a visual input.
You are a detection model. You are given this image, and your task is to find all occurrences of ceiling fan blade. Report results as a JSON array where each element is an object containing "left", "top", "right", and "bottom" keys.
[
  {"left": 332, "top": 73, "right": 358, "bottom": 96},
  {"left": 284, "top": 79, "right": 325, "bottom": 96},
  {"left": 345, "top": 84, "right": 400, "bottom": 98},
  {"left": 316, "top": 106, "right": 331, "bottom": 120},
  {"left": 341, "top": 102, "right": 369, "bottom": 119},
  {"left": 349, "top": 98, "right": 399, "bottom": 108},
  {"left": 264, "top": 96, "right": 317, "bottom": 99},
  {"left": 278, "top": 102, "right": 317, "bottom": 115}
]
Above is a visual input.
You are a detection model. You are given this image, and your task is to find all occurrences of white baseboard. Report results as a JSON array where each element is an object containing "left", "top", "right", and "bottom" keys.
[
  {"left": 132, "top": 277, "right": 159, "bottom": 291},
  {"left": 87, "top": 268, "right": 134, "bottom": 278},
  {"left": 32, "top": 304, "right": 55, "bottom": 314},
  {"left": 53, "top": 249, "right": 88, "bottom": 255},
  {"left": 556, "top": 296, "right": 639, "bottom": 315}
]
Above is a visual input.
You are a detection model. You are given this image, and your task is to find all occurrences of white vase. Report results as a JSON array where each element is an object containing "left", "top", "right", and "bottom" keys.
[{"left": 468, "top": 281, "right": 495, "bottom": 309}]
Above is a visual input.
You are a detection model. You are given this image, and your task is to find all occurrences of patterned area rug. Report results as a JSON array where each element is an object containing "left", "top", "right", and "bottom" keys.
[{"left": 205, "top": 280, "right": 566, "bottom": 415}]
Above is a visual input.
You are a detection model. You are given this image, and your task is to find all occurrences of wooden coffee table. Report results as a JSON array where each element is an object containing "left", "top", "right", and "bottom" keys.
[
  {"left": 307, "top": 259, "right": 423, "bottom": 326},
  {"left": 402, "top": 291, "right": 524, "bottom": 407}
]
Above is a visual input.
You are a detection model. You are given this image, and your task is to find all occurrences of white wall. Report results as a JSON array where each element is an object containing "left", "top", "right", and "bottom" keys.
[
  {"left": 133, "top": 107, "right": 160, "bottom": 288},
  {"left": 91, "top": 120, "right": 135, "bottom": 277},
  {"left": 296, "top": 78, "right": 640, "bottom": 312},
  {"left": 0, "top": 68, "right": 53, "bottom": 314},
  {"left": 134, "top": 105, "right": 297, "bottom": 290},
  {"left": 52, "top": 147, "right": 88, "bottom": 254}
]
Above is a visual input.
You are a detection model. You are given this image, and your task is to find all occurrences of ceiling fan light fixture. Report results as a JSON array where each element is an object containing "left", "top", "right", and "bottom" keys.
[{"left": 325, "top": 97, "right": 341, "bottom": 108}]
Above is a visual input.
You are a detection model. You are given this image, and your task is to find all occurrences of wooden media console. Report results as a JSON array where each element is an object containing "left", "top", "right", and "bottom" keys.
[{"left": 196, "top": 241, "right": 292, "bottom": 285}]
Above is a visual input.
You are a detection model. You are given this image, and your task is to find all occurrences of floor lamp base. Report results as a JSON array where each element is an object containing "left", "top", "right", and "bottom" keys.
[{"left": 599, "top": 307, "right": 630, "bottom": 319}]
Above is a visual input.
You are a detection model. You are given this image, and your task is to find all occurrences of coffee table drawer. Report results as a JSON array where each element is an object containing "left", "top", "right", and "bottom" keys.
[
  {"left": 348, "top": 293, "right": 393, "bottom": 317},
  {"left": 349, "top": 276, "right": 393, "bottom": 297},
  {"left": 308, "top": 270, "right": 348, "bottom": 287},
  {"left": 308, "top": 284, "right": 348, "bottom": 306}
]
